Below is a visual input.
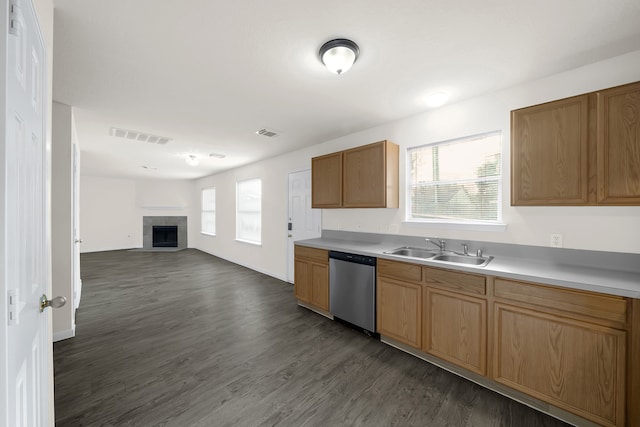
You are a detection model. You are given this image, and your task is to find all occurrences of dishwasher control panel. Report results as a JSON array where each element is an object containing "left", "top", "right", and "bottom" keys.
[{"left": 329, "top": 250, "right": 376, "bottom": 266}]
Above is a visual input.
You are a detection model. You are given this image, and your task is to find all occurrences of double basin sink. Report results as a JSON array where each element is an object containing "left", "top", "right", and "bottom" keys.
[{"left": 383, "top": 246, "right": 493, "bottom": 267}]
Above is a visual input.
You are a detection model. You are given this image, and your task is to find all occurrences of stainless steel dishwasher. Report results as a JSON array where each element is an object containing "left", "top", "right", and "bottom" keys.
[{"left": 329, "top": 250, "right": 376, "bottom": 335}]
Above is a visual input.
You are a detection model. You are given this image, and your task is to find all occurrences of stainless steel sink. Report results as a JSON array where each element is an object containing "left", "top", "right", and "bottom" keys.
[
  {"left": 431, "top": 254, "right": 493, "bottom": 267},
  {"left": 383, "top": 247, "right": 439, "bottom": 259},
  {"left": 384, "top": 246, "right": 493, "bottom": 267}
]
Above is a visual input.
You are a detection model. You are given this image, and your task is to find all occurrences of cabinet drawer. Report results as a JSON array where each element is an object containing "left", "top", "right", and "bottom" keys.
[
  {"left": 294, "top": 246, "right": 328, "bottom": 264},
  {"left": 494, "top": 278, "right": 627, "bottom": 324},
  {"left": 378, "top": 258, "right": 422, "bottom": 283},
  {"left": 424, "top": 267, "right": 486, "bottom": 296}
]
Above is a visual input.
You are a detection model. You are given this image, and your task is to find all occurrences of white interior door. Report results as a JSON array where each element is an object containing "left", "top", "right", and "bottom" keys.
[
  {"left": 1, "top": 0, "right": 52, "bottom": 425},
  {"left": 287, "top": 169, "right": 321, "bottom": 283}
]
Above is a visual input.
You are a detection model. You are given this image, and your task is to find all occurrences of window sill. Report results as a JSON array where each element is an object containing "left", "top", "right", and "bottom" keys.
[
  {"left": 402, "top": 220, "right": 507, "bottom": 232},
  {"left": 235, "top": 238, "right": 262, "bottom": 246},
  {"left": 201, "top": 232, "right": 216, "bottom": 237}
]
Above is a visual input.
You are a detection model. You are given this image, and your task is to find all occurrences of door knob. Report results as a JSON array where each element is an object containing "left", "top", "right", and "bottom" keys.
[
  {"left": 74, "top": 239, "right": 83, "bottom": 243},
  {"left": 39, "top": 295, "right": 67, "bottom": 312}
]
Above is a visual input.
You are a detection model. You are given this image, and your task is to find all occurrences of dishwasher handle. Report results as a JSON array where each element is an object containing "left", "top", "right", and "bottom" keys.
[{"left": 329, "top": 250, "right": 376, "bottom": 266}]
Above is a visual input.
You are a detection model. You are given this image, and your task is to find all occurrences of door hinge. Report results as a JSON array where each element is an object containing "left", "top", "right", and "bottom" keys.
[
  {"left": 9, "top": 0, "right": 22, "bottom": 36},
  {"left": 8, "top": 289, "right": 19, "bottom": 326}
]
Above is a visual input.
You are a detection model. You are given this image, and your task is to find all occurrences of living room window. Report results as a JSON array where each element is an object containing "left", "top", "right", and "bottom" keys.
[
  {"left": 236, "top": 178, "right": 262, "bottom": 244},
  {"left": 201, "top": 187, "right": 216, "bottom": 235},
  {"left": 407, "top": 131, "right": 502, "bottom": 225}
]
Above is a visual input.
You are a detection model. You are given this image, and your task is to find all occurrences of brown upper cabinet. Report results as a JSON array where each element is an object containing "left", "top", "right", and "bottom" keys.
[
  {"left": 511, "top": 80, "right": 640, "bottom": 206},
  {"left": 311, "top": 140, "right": 399, "bottom": 208},
  {"left": 511, "top": 94, "right": 590, "bottom": 205},
  {"left": 311, "top": 152, "right": 342, "bottom": 208},
  {"left": 597, "top": 82, "right": 640, "bottom": 204}
]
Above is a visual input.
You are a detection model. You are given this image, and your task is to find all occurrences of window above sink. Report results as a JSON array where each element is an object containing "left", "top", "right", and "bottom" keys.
[{"left": 406, "top": 131, "right": 505, "bottom": 231}]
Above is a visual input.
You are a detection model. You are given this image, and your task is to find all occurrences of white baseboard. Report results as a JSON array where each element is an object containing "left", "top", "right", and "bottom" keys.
[
  {"left": 195, "top": 248, "right": 288, "bottom": 282},
  {"left": 53, "top": 327, "right": 75, "bottom": 342}
]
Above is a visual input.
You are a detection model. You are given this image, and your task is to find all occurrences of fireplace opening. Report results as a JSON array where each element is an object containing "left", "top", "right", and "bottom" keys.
[{"left": 152, "top": 225, "right": 178, "bottom": 248}]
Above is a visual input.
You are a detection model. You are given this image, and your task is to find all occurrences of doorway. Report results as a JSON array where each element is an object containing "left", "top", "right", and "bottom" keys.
[{"left": 286, "top": 169, "right": 321, "bottom": 283}]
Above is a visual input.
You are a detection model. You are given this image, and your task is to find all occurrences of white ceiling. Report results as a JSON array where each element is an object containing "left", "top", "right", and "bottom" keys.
[{"left": 52, "top": 0, "right": 640, "bottom": 180}]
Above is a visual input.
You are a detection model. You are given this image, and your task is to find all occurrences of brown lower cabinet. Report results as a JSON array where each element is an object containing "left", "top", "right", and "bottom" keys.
[
  {"left": 374, "top": 257, "right": 638, "bottom": 427},
  {"left": 376, "top": 276, "right": 422, "bottom": 348},
  {"left": 294, "top": 246, "right": 329, "bottom": 311},
  {"left": 376, "top": 259, "right": 423, "bottom": 347},
  {"left": 494, "top": 302, "right": 625, "bottom": 427},
  {"left": 493, "top": 277, "right": 629, "bottom": 427},
  {"left": 424, "top": 287, "right": 487, "bottom": 376}
]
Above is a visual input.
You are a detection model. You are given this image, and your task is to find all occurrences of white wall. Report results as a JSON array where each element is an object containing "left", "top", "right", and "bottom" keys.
[
  {"left": 193, "top": 50, "right": 640, "bottom": 281},
  {"left": 79, "top": 176, "right": 196, "bottom": 252},
  {"left": 51, "top": 102, "right": 76, "bottom": 340},
  {"left": 194, "top": 158, "right": 308, "bottom": 281},
  {"left": 80, "top": 176, "right": 137, "bottom": 252}
]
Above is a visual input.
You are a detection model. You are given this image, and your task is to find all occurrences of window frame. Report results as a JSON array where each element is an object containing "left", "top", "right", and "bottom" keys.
[
  {"left": 201, "top": 187, "right": 216, "bottom": 236},
  {"left": 236, "top": 178, "right": 262, "bottom": 245},
  {"left": 404, "top": 131, "right": 506, "bottom": 231}
]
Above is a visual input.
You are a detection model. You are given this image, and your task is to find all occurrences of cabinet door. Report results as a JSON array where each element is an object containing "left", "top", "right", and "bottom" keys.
[
  {"left": 312, "top": 152, "right": 342, "bottom": 207},
  {"left": 310, "top": 263, "right": 329, "bottom": 311},
  {"left": 294, "top": 259, "right": 311, "bottom": 303},
  {"left": 377, "top": 276, "right": 422, "bottom": 348},
  {"left": 342, "top": 141, "right": 398, "bottom": 208},
  {"left": 424, "top": 288, "right": 486, "bottom": 375},
  {"left": 511, "top": 95, "right": 590, "bottom": 205},
  {"left": 597, "top": 81, "right": 640, "bottom": 204},
  {"left": 493, "top": 303, "right": 626, "bottom": 427}
]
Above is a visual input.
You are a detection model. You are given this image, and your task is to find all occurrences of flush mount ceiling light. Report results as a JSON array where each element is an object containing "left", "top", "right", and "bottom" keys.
[
  {"left": 424, "top": 91, "right": 450, "bottom": 108},
  {"left": 319, "top": 39, "right": 359, "bottom": 75},
  {"left": 185, "top": 154, "right": 199, "bottom": 166}
]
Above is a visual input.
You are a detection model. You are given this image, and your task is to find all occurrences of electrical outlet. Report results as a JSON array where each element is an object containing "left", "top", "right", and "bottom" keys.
[{"left": 550, "top": 233, "right": 563, "bottom": 248}]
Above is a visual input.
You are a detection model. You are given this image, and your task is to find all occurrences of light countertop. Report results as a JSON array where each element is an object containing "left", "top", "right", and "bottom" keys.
[{"left": 296, "top": 235, "right": 640, "bottom": 299}]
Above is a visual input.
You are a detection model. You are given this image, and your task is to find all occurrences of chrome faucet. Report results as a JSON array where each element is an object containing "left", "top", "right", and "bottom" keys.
[
  {"left": 462, "top": 244, "right": 469, "bottom": 255},
  {"left": 425, "top": 238, "right": 446, "bottom": 252}
]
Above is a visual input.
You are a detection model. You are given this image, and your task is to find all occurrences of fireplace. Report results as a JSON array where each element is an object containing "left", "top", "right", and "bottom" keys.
[
  {"left": 152, "top": 226, "right": 178, "bottom": 247},
  {"left": 142, "top": 216, "right": 187, "bottom": 250}
]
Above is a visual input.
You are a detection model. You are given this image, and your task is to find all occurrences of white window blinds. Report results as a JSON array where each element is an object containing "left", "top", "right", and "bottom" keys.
[
  {"left": 201, "top": 187, "right": 216, "bottom": 235},
  {"left": 407, "top": 132, "right": 502, "bottom": 222},
  {"left": 236, "top": 179, "right": 262, "bottom": 244}
]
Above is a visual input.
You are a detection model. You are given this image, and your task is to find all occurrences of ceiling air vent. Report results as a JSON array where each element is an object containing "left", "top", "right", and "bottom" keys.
[
  {"left": 256, "top": 128, "right": 279, "bottom": 138},
  {"left": 110, "top": 127, "right": 172, "bottom": 145}
]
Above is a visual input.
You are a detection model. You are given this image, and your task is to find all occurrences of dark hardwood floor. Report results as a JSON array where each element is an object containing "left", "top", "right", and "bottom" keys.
[{"left": 54, "top": 249, "right": 569, "bottom": 427}]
